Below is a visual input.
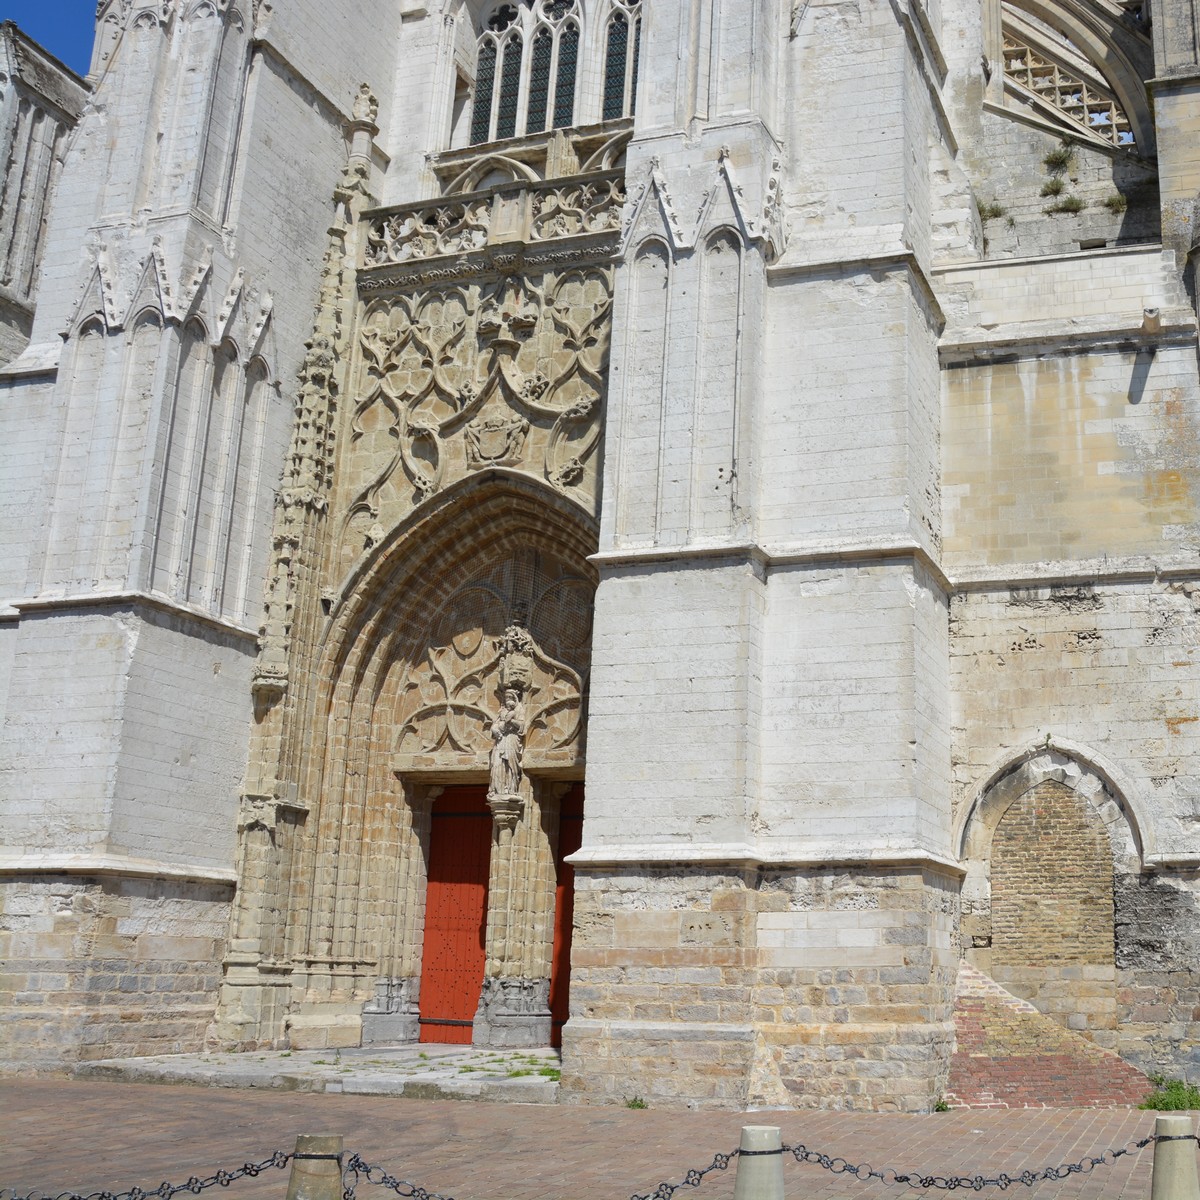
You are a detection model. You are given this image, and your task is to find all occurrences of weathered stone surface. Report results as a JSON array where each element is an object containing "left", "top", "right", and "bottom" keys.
[{"left": 3, "top": 0, "right": 1200, "bottom": 1110}]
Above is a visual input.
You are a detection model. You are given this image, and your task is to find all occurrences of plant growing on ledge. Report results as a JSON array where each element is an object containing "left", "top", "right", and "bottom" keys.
[
  {"left": 1103, "top": 193, "right": 1128, "bottom": 214},
  {"left": 1140, "top": 1075, "right": 1200, "bottom": 1110},
  {"left": 979, "top": 200, "right": 1006, "bottom": 221},
  {"left": 1044, "top": 140, "right": 1075, "bottom": 173},
  {"left": 1045, "top": 195, "right": 1086, "bottom": 215}
]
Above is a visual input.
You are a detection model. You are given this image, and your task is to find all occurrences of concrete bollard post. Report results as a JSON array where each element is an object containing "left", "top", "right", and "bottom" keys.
[
  {"left": 1150, "top": 1115, "right": 1200, "bottom": 1200},
  {"left": 285, "top": 1135, "right": 344, "bottom": 1200},
  {"left": 733, "top": 1126, "right": 784, "bottom": 1200}
]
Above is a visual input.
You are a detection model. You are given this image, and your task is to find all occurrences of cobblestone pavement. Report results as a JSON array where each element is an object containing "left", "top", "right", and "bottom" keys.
[{"left": 3, "top": 1079, "right": 1192, "bottom": 1200}]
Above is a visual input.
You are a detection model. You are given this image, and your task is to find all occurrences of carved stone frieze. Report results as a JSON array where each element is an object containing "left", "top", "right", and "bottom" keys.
[
  {"left": 365, "top": 199, "right": 490, "bottom": 266},
  {"left": 362, "top": 171, "right": 625, "bottom": 270},
  {"left": 529, "top": 176, "right": 625, "bottom": 242}
]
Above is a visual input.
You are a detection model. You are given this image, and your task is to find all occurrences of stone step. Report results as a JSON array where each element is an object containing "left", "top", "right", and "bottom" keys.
[{"left": 945, "top": 963, "right": 1152, "bottom": 1109}]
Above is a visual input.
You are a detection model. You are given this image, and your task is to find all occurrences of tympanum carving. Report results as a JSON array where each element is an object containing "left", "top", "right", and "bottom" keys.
[{"left": 390, "top": 555, "right": 592, "bottom": 780}]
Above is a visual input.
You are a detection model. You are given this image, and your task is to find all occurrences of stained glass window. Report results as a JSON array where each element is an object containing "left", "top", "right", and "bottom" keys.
[
  {"left": 528, "top": 27, "right": 553, "bottom": 132},
  {"left": 553, "top": 22, "right": 578, "bottom": 128},
  {"left": 496, "top": 33, "right": 523, "bottom": 139},
  {"left": 467, "top": 0, "right": 591, "bottom": 145},
  {"left": 603, "top": 13, "right": 628, "bottom": 121},
  {"left": 470, "top": 40, "right": 497, "bottom": 144}
]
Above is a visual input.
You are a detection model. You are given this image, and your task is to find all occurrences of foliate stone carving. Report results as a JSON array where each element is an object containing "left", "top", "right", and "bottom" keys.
[
  {"left": 365, "top": 199, "right": 490, "bottom": 265},
  {"left": 339, "top": 266, "right": 611, "bottom": 572},
  {"left": 362, "top": 172, "right": 625, "bottom": 269},
  {"left": 392, "top": 556, "right": 592, "bottom": 778},
  {"left": 529, "top": 177, "right": 626, "bottom": 241}
]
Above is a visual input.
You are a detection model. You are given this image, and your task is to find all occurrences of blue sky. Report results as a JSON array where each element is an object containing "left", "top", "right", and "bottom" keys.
[{"left": 2, "top": 0, "right": 97, "bottom": 76}]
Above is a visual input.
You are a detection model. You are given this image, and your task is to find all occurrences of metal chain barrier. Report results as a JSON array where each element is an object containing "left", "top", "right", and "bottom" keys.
[
  {"left": 629, "top": 1130, "right": 1198, "bottom": 1198},
  {"left": 629, "top": 1150, "right": 738, "bottom": 1200},
  {"left": 341, "top": 1154, "right": 455, "bottom": 1200},
  {"left": 6, "top": 1129, "right": 1198, "bottom": 1200},
  {"left": 0, "top": 1152, "right": 294, "bottom": 1200}
]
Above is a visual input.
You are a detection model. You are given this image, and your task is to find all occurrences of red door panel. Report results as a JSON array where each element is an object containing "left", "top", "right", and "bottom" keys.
[
  {"left": 549, "top": 783, "right": 584, "bottom": 1046},
  {"left": 419, "top": 786, "right": 492, "bottom": 1044}
]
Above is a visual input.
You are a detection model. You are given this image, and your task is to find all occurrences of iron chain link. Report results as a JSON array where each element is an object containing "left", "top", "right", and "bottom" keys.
[
  {"left": 628, "top": 1131, "right": 1195, "bottom": 1198},
  {"left": 341, "top": 1154, "right": 454, "bottom": 1200},
  {"left": 629, "top": 1150, "right": 736, "bottom": 1200},
  {"left": 0, "top": 1151, "right": 293, "bottom": 1200}
]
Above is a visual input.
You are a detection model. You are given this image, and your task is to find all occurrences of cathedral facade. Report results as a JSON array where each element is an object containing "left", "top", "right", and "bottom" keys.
[{"left": 1, "top": 0, "right": 1199, "bottom": 1110}]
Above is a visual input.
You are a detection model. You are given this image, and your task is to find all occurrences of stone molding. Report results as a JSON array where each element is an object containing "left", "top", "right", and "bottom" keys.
[
  {"left": 955, "top": 737, "right": 1159, "bottom": 867},
  {"left": 567, "top": 842, "right": 966, "bottom": 874},
  {"left": 10, "top": 590, "right": 259, "bottom": 644},
  {"left": 0, "top": 851, "right": 237, "bottom": 884}
]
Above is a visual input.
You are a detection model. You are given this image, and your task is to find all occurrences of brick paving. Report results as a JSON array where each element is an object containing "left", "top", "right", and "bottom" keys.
[{"left": 1, "top": 1079, "right": 1190, "bottom": 1200}]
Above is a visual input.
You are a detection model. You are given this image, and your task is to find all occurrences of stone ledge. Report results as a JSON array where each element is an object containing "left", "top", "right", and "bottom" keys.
[
  {"left": 568, "top": 844, "right": 965, "bottom": 874},
  {"left": 0, "top": 852, "right": 236, "bottom": 885}
]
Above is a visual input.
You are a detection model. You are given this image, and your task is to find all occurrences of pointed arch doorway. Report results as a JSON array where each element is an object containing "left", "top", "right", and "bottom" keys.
[{"left": 418, "top": 786, "right": 492, "bottom": 1044}]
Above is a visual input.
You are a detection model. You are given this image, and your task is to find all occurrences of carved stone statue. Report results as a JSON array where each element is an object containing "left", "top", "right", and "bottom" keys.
[{"left": 488, "top": 686, "right": 527, "bottom": 801}]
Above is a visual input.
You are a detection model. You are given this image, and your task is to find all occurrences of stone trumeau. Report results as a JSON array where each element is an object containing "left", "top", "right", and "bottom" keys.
[{"left": 3, "top": 0, "right": 1200, "bottom": 1109}]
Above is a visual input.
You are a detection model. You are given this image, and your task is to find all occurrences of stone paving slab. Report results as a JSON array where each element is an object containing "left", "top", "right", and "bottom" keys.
[
  {"left": 2, "top": 1078, "right": 1194, "bottom": 1200},
  {"left": 70, "top": 1045, "right": 559, "bottom": 1103}
]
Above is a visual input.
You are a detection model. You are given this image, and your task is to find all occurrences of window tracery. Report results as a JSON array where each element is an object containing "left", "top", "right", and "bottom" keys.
[
  {"left": 470, "top": 0, "right": 583, "bottom": 145},
  {"left": 997, "top": 4, "right": 1140, "bottom": 151},
  {"left": 602, "top": 0, "right": 640, "bottom": 121}
]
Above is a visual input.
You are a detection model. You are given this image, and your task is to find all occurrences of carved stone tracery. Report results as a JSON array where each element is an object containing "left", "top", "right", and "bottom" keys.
[
  {"left": 339, "top": 264, "right": 611, "bottom": 576},
  {"left": 223, "top": 115, "right": 615, "bottom": 1052},
  {"left": 391, "top": 554, "right": 592, "bottom": 781}
]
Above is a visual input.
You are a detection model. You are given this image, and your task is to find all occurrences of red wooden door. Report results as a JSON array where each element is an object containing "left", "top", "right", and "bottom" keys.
[
  {"left": 549, "top": 783, "right": 584, "bottom": 1046},
  {"left": 418, "top": 786, "right": 492, "bottom": 1044}
]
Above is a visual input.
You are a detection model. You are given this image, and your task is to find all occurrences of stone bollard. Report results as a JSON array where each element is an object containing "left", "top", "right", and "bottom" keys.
[
  {"left": 732, "top": 1126, "right": 784, "bottom": 1200},
  {"left": 285, "top": 1135, "right": 344, "bottom": 1200},
  {"left": 1150, "top": 1115, "right": 1200, "bottom": 1200}
]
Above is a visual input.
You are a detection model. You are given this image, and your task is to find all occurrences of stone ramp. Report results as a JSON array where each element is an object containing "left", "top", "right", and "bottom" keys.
[{"left": 946, "top": 963, "right": 1151, "bottom": 1109}]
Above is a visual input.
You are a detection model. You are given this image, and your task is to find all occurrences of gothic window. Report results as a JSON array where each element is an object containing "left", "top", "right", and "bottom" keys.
[
  {"left": 470, "top": 0, "right": 582, "bottom": 144},
  {"left": 496, "top": 32, "right": 523, "bottom": 139},
  {"left": 602, "top": 0, "right": 640, "bottom": 121}
]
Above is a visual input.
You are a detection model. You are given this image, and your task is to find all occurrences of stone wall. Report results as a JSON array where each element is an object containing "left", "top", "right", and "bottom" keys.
[
  {"left": 0, "top": 874, "right": 229, "bottom": 1069},
  {"left": 561, "top": 865, "right": 959, "bottom": 1112}
]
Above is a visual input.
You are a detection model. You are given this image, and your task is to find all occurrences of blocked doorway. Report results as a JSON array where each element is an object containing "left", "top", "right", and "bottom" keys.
[{"left": 418, "top": 786, "right": 491, "bottom": 1044}]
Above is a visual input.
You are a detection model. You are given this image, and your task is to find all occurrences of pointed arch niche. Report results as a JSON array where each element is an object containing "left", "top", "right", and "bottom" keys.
[
  {"left": 957, "top": 743, "right": 1144, "bottom": 1048},
  {"left": 283, "top": 474, "right": 597, "bottom": 1047}
]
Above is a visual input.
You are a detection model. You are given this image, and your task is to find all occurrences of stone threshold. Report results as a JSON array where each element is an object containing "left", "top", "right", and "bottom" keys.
[{"left": 69, "top": 1044, "right": 560, "bottom": 1103}]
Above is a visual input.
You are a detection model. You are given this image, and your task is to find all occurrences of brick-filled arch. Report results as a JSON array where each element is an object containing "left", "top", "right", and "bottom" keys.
[
  {"left": 991, "top": 778, "right": 1114, "bottom": 970},
  {"left": 959, "top": 748, "right": 1140, "bottom": 1048}
]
